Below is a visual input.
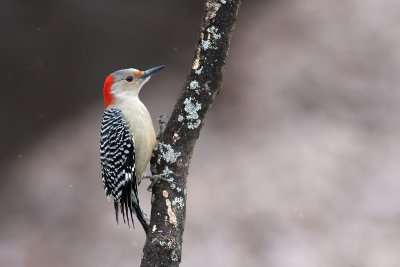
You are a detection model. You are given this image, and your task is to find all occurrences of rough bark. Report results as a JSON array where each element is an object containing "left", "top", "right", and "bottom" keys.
[{"left": 140, "top": 1, "right": 241, "bottom": 266}]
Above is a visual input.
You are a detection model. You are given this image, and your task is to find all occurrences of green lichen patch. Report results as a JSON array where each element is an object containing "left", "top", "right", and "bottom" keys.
[
  {"left": 194, "top": 66, "right": 203, "bottom": 75},
  {"left": 183, "top": 97, "right": 202, "bottom": 129},
  {"left": 201, "top": 39, "right": 212, "bottom": 50},
  {"left": 171, "top": 250, "right": 179, "bottom": 262},
  {"left": 189, "top": 80, "right": 200, "bottom": 94},
  {"left": 157, "top": 143, "right": 182, "bottom": 163},
  {"left": 207, "top": 26, "right": 221, "bottom": 40},
  {"left": 189, "top": 80, "right": 199, "bottom": 89},
  {"left": 171, "top": 197, "right": 185, "bottom": 209},
  {"left": 162, "top": 166, "right": 174, "bottom": 178}
]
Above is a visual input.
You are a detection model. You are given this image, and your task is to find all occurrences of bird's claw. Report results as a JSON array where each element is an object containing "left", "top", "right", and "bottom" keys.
[
  {"left": 157, "top": 114, "right": 168, "bottom": 140},
  {"left": 142, "top": 175, "right": 171, "bottom": 192},
  {"left": 158, "top": 114, "right": 168, "bottom": 124}
]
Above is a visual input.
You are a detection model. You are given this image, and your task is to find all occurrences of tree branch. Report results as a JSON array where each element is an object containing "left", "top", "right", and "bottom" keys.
[{"left": 140, "top": 1, "right": 241, "bottom": 266}]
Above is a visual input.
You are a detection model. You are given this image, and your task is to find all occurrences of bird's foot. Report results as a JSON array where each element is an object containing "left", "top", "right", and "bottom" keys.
[
  {"left": 157, "top": 114, "right": 168, "bottom": 141},
  {"left": 142, "top": 174, "right": 171, "bottom": 191}
]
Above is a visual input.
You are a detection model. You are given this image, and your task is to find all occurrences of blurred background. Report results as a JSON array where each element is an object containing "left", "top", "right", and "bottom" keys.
[{"left": 2, "top": 0, "right": 400, "bottom": 266}]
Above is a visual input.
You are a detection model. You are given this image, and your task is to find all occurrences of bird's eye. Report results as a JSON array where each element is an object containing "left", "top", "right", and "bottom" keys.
[{"left": 126, "top": 76, "right": 133, "bottom": 82}]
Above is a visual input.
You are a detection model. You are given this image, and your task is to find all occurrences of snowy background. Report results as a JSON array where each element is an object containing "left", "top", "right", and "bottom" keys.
[{"left": 2, "top": 0, "right": 400, "bottom": 266}]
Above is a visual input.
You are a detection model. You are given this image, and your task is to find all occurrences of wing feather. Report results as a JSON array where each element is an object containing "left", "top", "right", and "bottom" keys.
[{"left": 100, "top": 108, "right": 135, "bottom": 225}]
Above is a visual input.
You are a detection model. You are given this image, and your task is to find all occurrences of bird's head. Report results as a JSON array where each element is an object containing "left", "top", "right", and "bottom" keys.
[{"left": 103, "top": 65, "right": 165, "bottom": 108}]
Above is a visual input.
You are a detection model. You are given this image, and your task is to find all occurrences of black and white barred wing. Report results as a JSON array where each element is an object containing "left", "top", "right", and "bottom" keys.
[{"left": 100, "top": 108, "right": 135, "bottom": 225}]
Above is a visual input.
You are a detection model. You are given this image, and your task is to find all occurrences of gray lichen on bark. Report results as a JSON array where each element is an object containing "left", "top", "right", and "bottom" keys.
[{"left": 140, "top": 1, "right": 241, "bottom": 266}]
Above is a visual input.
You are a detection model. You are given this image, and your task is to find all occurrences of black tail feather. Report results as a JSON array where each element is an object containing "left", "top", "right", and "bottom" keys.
[
  {"left": 114, "top": 200, "right": 119, "bottom": 224},
  {"left": 132, "top": 199, "right": 150, "bottom": 233},
  {"left": 131, "top": 179, "right": 149, "bottom": 233},
  {"left": 113, "top": 179, "right": 149, "bottom": 233}
]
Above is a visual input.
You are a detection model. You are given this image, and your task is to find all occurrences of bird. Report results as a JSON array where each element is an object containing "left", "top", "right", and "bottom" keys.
[{"left": 99, "top": 65, "right": 165, "bottom": 233}]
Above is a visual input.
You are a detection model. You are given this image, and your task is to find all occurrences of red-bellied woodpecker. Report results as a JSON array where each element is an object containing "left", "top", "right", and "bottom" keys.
[{"left": 100, "top": 65, "right": 165, "bottom": 233}]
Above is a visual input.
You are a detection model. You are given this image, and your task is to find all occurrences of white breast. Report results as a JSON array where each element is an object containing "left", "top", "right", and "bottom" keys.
[{"left": 117, "top": 96, "right": 157, "bottom": 182}]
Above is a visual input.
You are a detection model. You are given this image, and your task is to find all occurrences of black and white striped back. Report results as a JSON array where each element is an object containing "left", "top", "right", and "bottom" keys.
[{"left": 100, "top": 107, "right": 149, "bottom": 232}]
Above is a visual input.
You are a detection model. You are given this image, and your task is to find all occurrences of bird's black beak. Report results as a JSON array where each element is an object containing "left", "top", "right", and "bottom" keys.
[{"left": 141, "top": 65, "right": 165, "bottom": 79}]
